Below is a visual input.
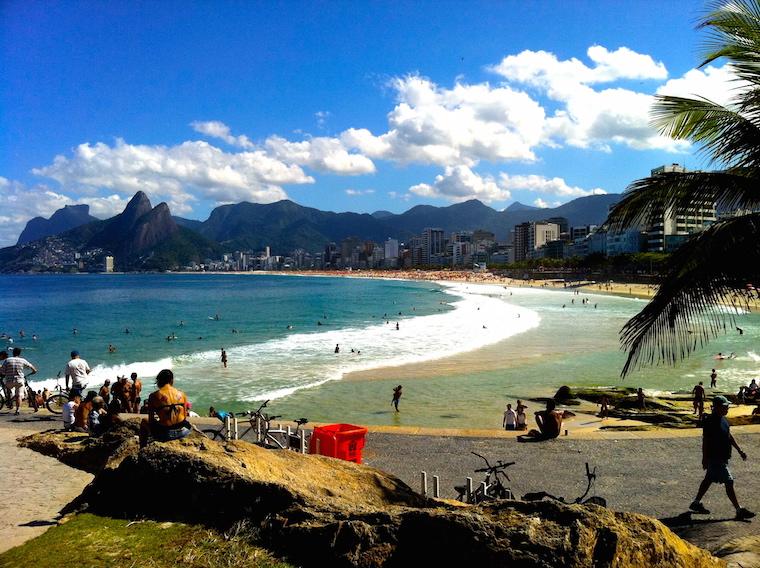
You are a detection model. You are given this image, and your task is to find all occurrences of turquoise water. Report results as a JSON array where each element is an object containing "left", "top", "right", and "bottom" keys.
[{"left": 1, "top": 274, "right": 759, "bottom": 428}]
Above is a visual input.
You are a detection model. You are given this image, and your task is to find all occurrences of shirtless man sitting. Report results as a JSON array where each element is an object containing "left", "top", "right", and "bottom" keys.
[{"left": 518, "top": 399, "right": 574, "bottom": 442}]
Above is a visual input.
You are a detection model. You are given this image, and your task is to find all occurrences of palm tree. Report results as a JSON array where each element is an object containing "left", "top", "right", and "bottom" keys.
[{"left": 607, "top": 0, "right": 760, "bottom": 377}]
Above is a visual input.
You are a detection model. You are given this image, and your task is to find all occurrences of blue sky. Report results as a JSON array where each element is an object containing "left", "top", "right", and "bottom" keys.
[{"left": 0, "top": 0, "right": 736, "bottom": 245}]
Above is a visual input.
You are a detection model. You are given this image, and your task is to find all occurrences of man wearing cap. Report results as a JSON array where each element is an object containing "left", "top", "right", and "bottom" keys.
[
  {"left": 65, "top": 351, "right": 91, "bottom": 398},
  {"left": 690, "top": 395, "right": 755, "bottom": 520}
]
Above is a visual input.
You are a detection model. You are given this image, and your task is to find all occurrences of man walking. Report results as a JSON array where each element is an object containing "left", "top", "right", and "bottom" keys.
[
  {"left": 1, "top": 347, "right": 37, "bottom": 415},
  {"left": 710, "top": 369, "right": 718, "bottom": 389},
  {"left": 692, "top": 381, "right": 706, "bottom": 418},
  {"left": 65, "top": 350, "right": 91, "bottom": 398},
  {"left": 689, "top": 395, "right": 755, "bottom": 520},
  {"left": 503, "top": 403, "right": 517, "bottom": 431}
]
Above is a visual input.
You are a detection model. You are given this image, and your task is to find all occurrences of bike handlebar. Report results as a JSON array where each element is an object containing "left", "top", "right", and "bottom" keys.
[{"left": 474, "top": 461, "right": 515, "bottom": 473}]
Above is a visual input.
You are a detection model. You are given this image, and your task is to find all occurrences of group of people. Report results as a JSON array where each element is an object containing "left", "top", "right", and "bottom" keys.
[
  {"left": 738, "top": 378, "right": 759, "bottom": 403},
  {"left": 501, "top": 400, "right": 528, "bottom": 431},
  {"left": 59, "top": 365, "right": 193, "bottom": 447}
]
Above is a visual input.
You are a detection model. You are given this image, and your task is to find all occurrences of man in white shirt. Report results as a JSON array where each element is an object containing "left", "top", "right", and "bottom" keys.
[
  {"left": 1, "top": 347, "right": 37, "bottom": 415},
  {"left": 65, "top": 351, "right": 91, "bottom": 397},
  {"left": 503, "top": 403, "right": 517, "bottom": 431}
]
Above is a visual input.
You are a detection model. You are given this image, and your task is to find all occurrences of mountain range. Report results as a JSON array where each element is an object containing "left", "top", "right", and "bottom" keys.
[{"left": 1, "top": 192, "right": 620, "bottom": 271}]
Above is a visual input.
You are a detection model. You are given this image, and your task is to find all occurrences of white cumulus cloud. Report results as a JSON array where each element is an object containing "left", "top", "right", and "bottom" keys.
[
  {"left": 409, "top": 165, "right": 511, "bottom": 203},
  {"left": 341, "top": 76, "right": 546, "bottom": 166},
  {"left": 345, "top": 188, "right": 375, "bottom": 196},
  {"left": 265, "top": 135, "right": 376, "bottom": 174},
  {"left": 190, "top": 120, "right": 255, "bottom": 149},
  {"left": 33, "top": 138, "right": 314, "bottom": 214},
  {"left": 490, "top": 46, "right": 693, "bottom": 152},
  {"left": 499, "top": 173, "right": 606, "bottom": 197}
]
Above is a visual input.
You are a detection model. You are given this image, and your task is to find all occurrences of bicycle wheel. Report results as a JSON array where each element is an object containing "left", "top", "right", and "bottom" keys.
[
  {"left": 46, "top": 394, "right": 68, "bottom": 414},
  {"left": 202, "top": 429, "right": 224, "bottom": 441}
]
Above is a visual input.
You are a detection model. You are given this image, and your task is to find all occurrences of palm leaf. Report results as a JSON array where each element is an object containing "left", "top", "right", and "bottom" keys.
[
  {"left": 605, "top": 170, "right": 760, "bottom": 231},
  {"left": 620, "top": 213, "right": 760, "bottom": 377},
  {"left": 652, "top": 96, "right": 760, "bottom": 168}
]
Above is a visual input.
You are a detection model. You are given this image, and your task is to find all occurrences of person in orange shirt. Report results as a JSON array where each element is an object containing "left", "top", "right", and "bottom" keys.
[{"left": 139, "top": 369, "right": 192, "bottom": 447}]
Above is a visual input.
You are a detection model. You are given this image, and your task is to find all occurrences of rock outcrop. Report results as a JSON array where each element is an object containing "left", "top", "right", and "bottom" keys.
[
  {"left": 19, "top": 427, "right": 722, "bottom": 568},
  {"left": 17, "top": 204, "right": 97, "bottom": 245}
]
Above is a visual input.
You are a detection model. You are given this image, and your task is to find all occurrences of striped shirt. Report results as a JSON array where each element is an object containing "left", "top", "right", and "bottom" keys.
[{"left": 1, "top": 357, "right": 34, "bottom": 383}]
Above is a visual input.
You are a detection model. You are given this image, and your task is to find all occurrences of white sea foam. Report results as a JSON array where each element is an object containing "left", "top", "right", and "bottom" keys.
[
  {"left": 28, "top": 358, "right": 173, "bottom": 393},
  {"left": 169, "top": 282, "right": 540, "bottom": 402}
]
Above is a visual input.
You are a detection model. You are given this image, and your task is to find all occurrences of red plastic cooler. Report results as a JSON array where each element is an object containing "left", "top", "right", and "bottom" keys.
[{"left": 309, "top": 423, "right": 368, "bottom": 463}]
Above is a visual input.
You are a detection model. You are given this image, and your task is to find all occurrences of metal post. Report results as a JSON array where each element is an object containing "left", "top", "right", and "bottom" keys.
[
  {"left": 256, "top": 416, "right": 261, "bottom": 442},
  {"left": 420, "top": 471, "right": 428, "bottom": 496},
  {"left": 480, "top": 481, "right": 488, "bottom": 498},
  {"left": 300, "top": 432, "right": 307, "bottom": 454},
  {"left": 465, "top": 477, "right": 473, "bottom": 503},
  {"left": 433, "top": 476, "right": 440, "bottom": 498},
  {"left": 224, "top": 415, "right": 231, "bottom": 441},
  {"left": 233, "top": 417, "right": 239, "bottom": 440}
]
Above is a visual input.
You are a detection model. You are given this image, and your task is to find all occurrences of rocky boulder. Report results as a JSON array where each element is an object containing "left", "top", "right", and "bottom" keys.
[{"left": 20, "top": 427, "right": 721, "bottom": 568}]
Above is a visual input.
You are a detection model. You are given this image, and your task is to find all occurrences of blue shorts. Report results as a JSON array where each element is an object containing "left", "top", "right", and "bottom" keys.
[{"left": 705, "top": 461, "right": 734, "bottom": 484}]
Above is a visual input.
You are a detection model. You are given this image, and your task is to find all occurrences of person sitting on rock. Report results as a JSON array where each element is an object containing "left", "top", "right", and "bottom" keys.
[
  {"left": 139, "top": 369, "right": 192, "bottom": 447},
  {"left": 517, "top": 399, "right": 574, "bottom": 442},
  {"left": 73, "top": 391, "right": 97, "bottom": 433},
  {"left": 88, "top": 396, "right": 108, "bottom": 437}
]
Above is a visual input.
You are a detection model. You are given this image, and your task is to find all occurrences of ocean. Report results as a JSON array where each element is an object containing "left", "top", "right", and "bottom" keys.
[{"left": 2, "top": 273, "right": 758, "bottom": 428}]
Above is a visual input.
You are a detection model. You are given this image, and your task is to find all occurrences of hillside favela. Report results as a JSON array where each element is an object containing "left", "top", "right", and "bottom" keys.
[{"left": 2, "top": 1, "right": 760, "bottom": 567}]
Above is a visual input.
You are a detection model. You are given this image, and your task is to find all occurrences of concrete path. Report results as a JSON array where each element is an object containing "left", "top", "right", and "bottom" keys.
[{"left": 0, "top": 410, "right": 92, "bottom": 553}]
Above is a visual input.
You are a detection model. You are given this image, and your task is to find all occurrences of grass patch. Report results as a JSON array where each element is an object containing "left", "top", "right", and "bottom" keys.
[{"left": 0, "top": 513, "right": 292, "bottom": 568}]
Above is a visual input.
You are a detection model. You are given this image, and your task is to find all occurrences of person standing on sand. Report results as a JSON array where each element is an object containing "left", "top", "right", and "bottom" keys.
[
  {"left": 636, "top": 388, "right": 646, "bottom": 410},
  {"left": 1, "top": 347, "right": 37, "bottom": 415},
  {"left": 65, "top": 350, "right": 91, "bottom": 398},
  {"left": 221, "top": 348, "right": 227, "bottom": 368},
  {"left": 689, "top": 396, "right": 755, "bottom": 520},
  {"left": 130, "top": 372, "right": 142, "bottom": 413},
  {"left": 516, "top": 404, "right": 527, "bottom": 430},
  {"left": 392, "top": 385, "right": 403, "bottom": 412},
  {"left": 599, "top": 395, "right": 610, "bottom": 419},
  {"left": 710, "top": 369, "right": 718, "bottom": 389},
  {"left": 503, "top": 403, "right": 517, "bottom": 430},
  {"left": 692, "top": 382, "right": 706, "bottom": 418}
]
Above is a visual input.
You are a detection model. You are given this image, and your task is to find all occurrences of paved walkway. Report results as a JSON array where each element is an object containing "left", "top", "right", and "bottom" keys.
[
  {"left": 364, "top": 431, "right": 760, "bottom": 554},
  {"left": 0, "top": 411, "right": 92, "bottom": 553}
]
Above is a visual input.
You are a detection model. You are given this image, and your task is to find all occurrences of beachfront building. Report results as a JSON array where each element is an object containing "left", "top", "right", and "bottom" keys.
[
  {"left": 104, "top": 255, "right": 114, "bottom": 273},
  {"left": 644, "top": 164, "right": 716, "bottom": 252},
  {"left": 421, "top": 228, "right": 445, "bottom": 265},
  {"left": 607, "top": 229, "right": 644, "bottom": 256},
  {"left": 384, "top": 238, "right": 399, "bottom": 261}
]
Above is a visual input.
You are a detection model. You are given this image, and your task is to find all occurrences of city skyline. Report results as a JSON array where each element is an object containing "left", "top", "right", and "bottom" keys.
[{"left": 1, "top": 0, "right": 733, "bottom": 246}]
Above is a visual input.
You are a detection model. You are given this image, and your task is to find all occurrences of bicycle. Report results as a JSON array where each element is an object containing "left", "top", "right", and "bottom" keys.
[
  {"left": 45, "top": 379, "right": 71, "bottom": 414},
  {"left": 522, "top": 462, "right": 607, "bottom": 507},
  {"left": 455, "top": 452, "right": 516, "bottom": 504},
  {"left": 202, "top": 400, "right": 310, "bottom": 450},
  {"left": 1, "top": 374, "right": 40, "bottom": 413}
]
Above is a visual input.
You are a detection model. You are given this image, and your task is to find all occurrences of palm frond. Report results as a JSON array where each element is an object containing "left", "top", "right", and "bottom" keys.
[
  {"left": 652, "top": 96, "right": 760, "bottom": 168},
  {"left": 700, "top": 0, "right": 760, "bottom": 80},
  {"left": 620, "top": 213, "right": 760, "bottom": 377},
  {"left": 605, "top": 170, "right": 760, "bottom": 231}
]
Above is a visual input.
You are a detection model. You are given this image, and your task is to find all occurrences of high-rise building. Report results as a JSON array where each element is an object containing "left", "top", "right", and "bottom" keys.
[
  {"left": 513, "top": 222, "right": 530, "bottom": 261},
  {"left": 645, "top": 164, "right": 716, "bottom": 252},
  {"left": 527, "top": 222, "right": 560, "bottom": 254},
  {"left": 384, "top": 238, "right": 399, "bottom": 260},
  {"left": 421, "top": 228, "right": 445, "bottom": 265},
  {"left": 104, "top": 256, "right": 114, "bottom": 273}
]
